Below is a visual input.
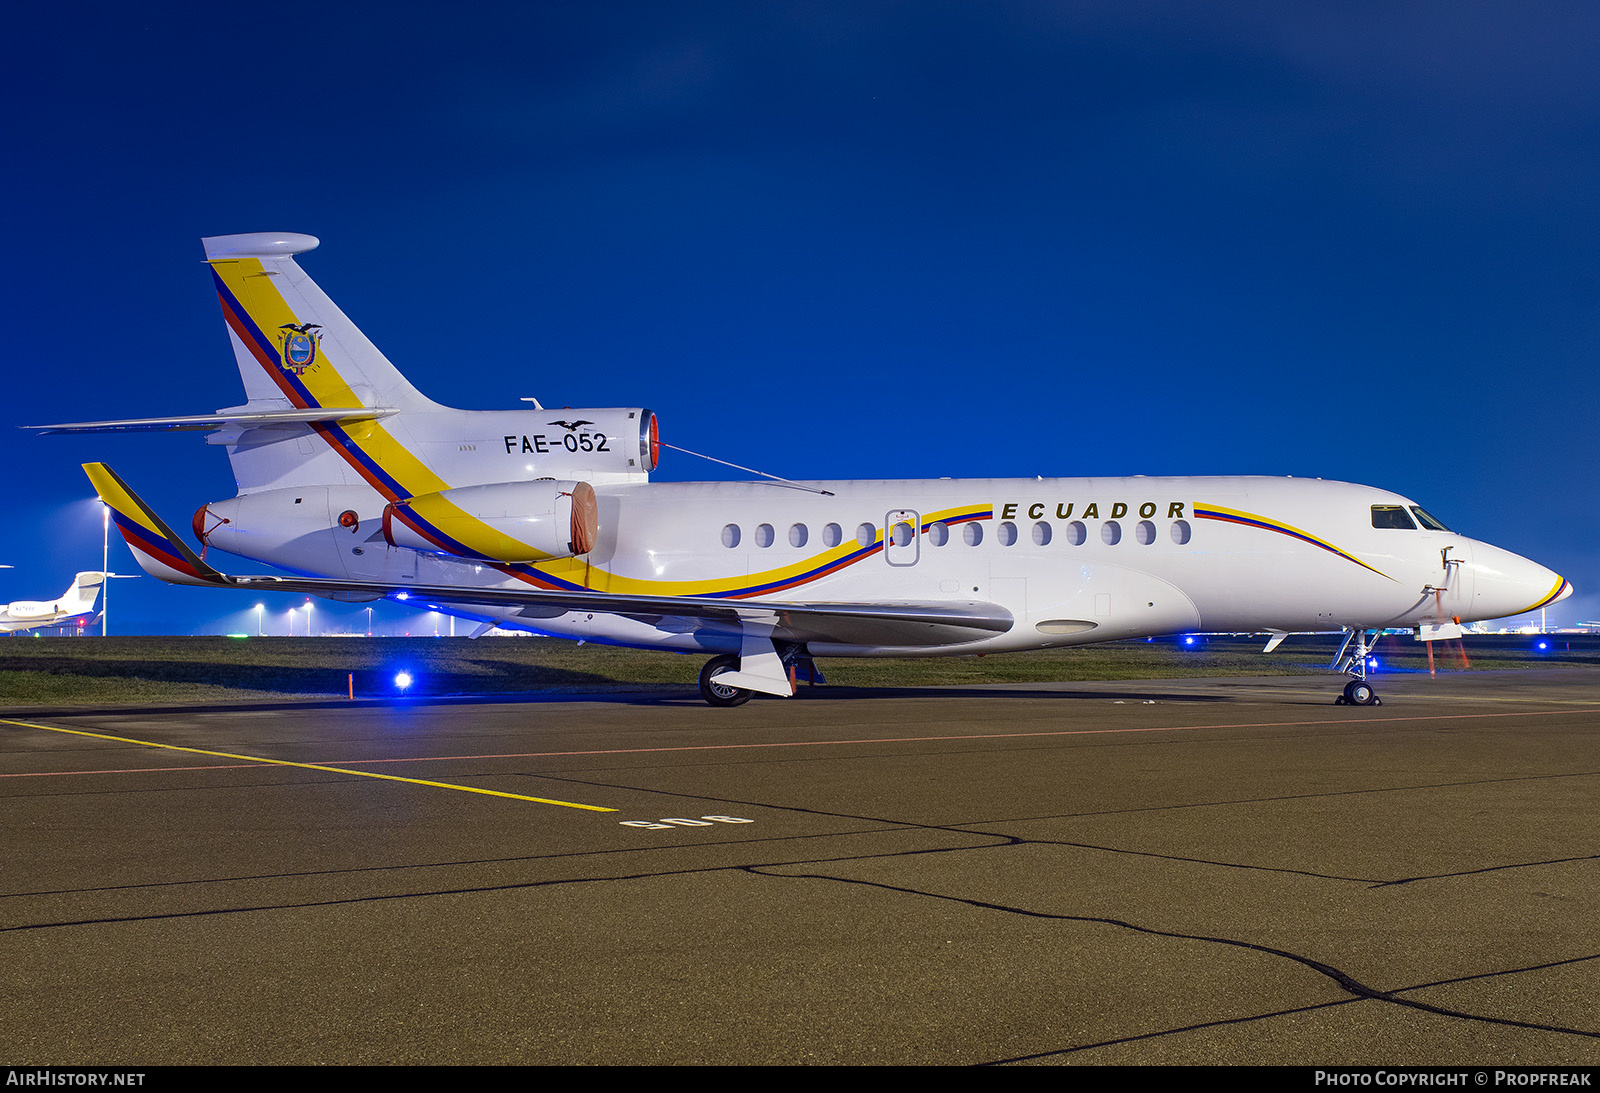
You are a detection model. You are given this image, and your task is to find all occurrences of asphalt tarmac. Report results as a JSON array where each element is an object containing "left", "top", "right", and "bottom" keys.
[{"left": 2, "top": 669, "right": 1598, "bottom": 1066}]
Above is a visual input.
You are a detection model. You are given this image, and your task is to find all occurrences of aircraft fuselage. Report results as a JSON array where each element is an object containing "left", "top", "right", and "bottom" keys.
[
  {"left": 197, "top": 473, "right": 1563, "bottom": 657},
  {"left": 49, "top": 232, "right": 1572, "bottom": 706}
]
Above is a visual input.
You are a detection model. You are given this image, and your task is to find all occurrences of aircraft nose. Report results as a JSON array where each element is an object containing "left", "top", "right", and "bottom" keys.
[{"left": 1471, "top": 542, "right": 1570, "bottom": 622}]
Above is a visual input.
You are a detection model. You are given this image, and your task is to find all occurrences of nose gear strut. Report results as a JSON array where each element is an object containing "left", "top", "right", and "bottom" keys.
[{"left": 1331, "top": 627, "right": 1383, "bottom": 706}]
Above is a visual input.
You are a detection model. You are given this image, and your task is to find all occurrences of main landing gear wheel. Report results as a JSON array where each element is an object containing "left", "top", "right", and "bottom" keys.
[
  {"left": 1339, "top": 679, "right": 1380, "bottom": 706},
  {"left": 699, "top": 654, "right": 752, "bottom": 708}
]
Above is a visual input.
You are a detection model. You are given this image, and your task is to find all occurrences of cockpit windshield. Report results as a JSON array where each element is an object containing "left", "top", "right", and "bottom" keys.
[
  {"left": 1410, "top": 506, "right": 1452, "bottom": 531},
  {"left": 1370, "top": 505, "right": 1416, "bottom": 529},
  {"left": 1371, "top": 504, "right": 1455, "bottom": 531}
]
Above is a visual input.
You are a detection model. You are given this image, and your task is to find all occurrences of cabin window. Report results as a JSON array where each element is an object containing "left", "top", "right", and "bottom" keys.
[
  {"left": 1410, "top": 506, "right": 1452, "bottom": 531},
  {"left": 997, "top": 521, "right": 1018, "bottom": 546},
  {"left": 891, "top": 521, "right": 914, "bottom": 547},
  {"left": 856, "top": 522, "right": 876, "bottom": 548},
  {"left": 1032, "top": 521, "right": 1052, "bottom": 546},
  {"left": 1371, "top": 505, "right": 1417, "bottom": 530},
  {"left": 1135, "top": 520, "right": 1156, "bottom": 545},
  {"left": 1170, "top": 519, "right": 1191, "bottom": 545},
  {"left": 1065, "top": 520, "right": 1087, "bottom": 546},
  {"left": 963, "top": 522, "right": 983, "bottom": 546},
  {"left": 721, "top": 524, "right": 741, "bottom": 548},
  {"left": 789, "top": 523, "right": 808, "bottom": 548},
  {"left": 755, "top": 523, "right": 775, "bottom": 547},
  {"left": 927, "top": 521, "right": 949, "bottom": 546},
  {"left": 1102, "top": 520, "right": 1122, "bottom": 546},
  {"left": 823, "top": 522, "right": 843, "bottom": 547}
]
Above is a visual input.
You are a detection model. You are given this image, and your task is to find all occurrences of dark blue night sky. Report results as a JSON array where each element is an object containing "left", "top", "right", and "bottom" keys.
[{"left": 4, "top": 2, "right": 1596, "bottom": 634}]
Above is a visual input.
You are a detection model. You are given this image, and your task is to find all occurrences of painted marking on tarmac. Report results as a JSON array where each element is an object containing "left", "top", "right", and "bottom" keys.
[
  {"left": 7, "top": 705, "right": 1597, "bottom": 778},
  {"left": 308, "top": 705, "right": 1600, "bottom": 761},
  {"left": 0, "top": 762, "right": 248, "bottom": 779},
  {"left": 0, "top": 717, "right": 616, "bottom": 812}
]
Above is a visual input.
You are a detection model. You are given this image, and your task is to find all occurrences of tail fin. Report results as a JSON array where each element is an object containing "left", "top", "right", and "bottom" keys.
[
  {"left": 84, "top": 463, "right": 228, "bottom": 587},
  {"left": 62, "top": 572, "right": 106, "bottom": 613},
  {"left": 202, "top": 232, "right": 440, "bottom": 415}
]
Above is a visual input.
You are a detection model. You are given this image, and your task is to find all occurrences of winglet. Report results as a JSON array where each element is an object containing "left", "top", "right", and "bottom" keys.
[{"left": 83, "top": 464, "right": 230, "bottom": 587}]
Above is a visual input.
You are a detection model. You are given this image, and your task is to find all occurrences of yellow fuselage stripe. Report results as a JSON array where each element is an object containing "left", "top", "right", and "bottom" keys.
[{"left": 0, "top": 717, "right": 617, "bottom": 812}]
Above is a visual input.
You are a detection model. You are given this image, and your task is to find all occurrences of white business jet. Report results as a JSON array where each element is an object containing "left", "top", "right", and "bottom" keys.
[
  {"left": 38, "top": 234, "right": 1570, "bottom": 705},
  {"left": 0, "top": 572, "right": 105, "bottom": 634}
]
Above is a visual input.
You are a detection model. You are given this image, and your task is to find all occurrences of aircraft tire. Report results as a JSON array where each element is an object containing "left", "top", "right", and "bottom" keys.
[
  {"left": 700, "top": 654, "right": 753, "bottom": 708},
  {"left": 1343, "top": 679, "right": 1377, "bottom": 706}
]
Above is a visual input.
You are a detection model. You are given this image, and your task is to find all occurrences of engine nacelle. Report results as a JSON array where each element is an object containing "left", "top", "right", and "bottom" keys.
[
  {"left": 383, "top": 480, "right": 598, "bottom": 563},
  {"left": 7, "top": 602, "right": 58, "bottom": 621},
  {"left": 194, "top": 485, "right": 384, "bottom": 566},
  {"left": 478, "top": 407, "right": 659, "bottom": 482}
]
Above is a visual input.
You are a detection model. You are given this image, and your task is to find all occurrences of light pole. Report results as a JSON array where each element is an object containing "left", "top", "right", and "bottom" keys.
[
  {"left": 255, "top": 604, "right": 264, "bottom": 637},
  {"left": 365, "top": 606, "right": 373, "bottom": 637},
  {"left": 100, "top": 499, "right": 109, "bottom": 637},
  {"left": 305, "top": 599, "right": 314, "bottom": 637}
]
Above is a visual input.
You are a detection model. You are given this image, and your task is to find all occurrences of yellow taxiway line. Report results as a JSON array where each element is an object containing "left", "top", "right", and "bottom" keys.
[{"left": 0, "top": 717, "right": 616, "bottom": 812}]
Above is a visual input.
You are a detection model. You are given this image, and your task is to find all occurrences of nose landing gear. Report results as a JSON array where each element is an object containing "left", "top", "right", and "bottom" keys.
[
  {"left": 1332, "top": 628, "right": 1382, "bottom": 706},
  {"left": 1340, "top": 678, "right": 1378, "bottom": 706}
]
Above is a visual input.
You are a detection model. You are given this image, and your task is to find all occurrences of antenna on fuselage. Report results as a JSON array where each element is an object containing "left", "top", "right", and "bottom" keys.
[{"left": 659, "top": 443, "right": 834, "bottom": 496}]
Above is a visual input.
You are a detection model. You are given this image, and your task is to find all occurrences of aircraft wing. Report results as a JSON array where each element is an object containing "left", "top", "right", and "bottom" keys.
[
  {"left": 204, "top": 575, "right": 1009, "bottom": 647},
  {"left": 83, "top": 463, "right": 1012, "bottom": 649}
]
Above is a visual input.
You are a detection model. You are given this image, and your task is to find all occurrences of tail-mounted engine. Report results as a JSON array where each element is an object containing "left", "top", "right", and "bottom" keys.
[
  {"left": 383, "top": 480, "right": 598, "bottom": 563},
  {"left": 490, "top": 408, "right": 658, "bottom": 480}
]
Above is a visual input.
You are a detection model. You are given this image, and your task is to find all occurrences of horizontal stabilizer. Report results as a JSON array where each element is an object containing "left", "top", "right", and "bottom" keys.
[{"left": 30, "top": 407, "right": 393, "bottom": 435}]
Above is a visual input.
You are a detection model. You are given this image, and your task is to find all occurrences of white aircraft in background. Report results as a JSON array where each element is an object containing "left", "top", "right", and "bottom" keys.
[
  {"left": 0, "top": 572, "right": 105, "bottom": 634},
  {"left": 39, "top": 233, "right": 1570, "bottom": 706}
]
